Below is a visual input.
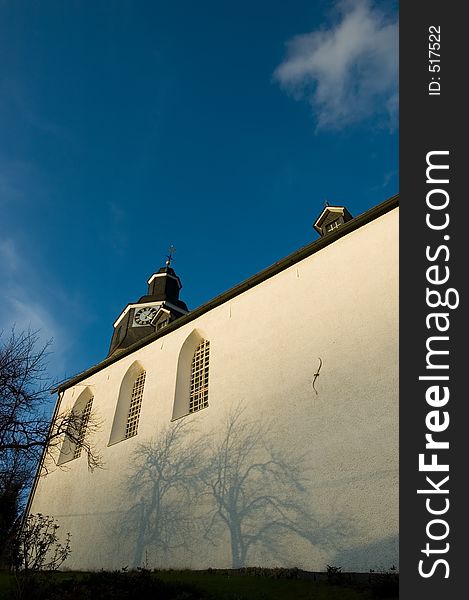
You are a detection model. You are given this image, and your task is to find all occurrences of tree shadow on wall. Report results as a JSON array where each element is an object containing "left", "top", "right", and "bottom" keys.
[
  {"left": 121, "top": 404, "right": 351, "bottom": 569},
  {"left": 119, "top": 419, "right": 204, "bottom": 568},
  {"left": 200, "top": 404, "right": 350, "bottom": 568}
]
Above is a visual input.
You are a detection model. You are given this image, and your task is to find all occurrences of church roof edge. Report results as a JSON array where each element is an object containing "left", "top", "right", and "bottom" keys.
[{"left": 52, "top": 193, "right": 399, "bottom": 393}]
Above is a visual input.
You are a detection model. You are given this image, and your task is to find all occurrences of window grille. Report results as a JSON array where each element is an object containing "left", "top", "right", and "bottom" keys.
[
  {"left": 326, "top": 219, "right": 340, "bottom": 232},
  {"left": 189, "top": 340, "right": 210, "bottom": 413},
  {"left": 157, "top": 319, "right": 169, "bottom": 330},
  {"left": 125, "top": 371, "right": 146, "bottom": 439},
  {"left": 73, "top": 397, "right": 94, "bottom": 459}
]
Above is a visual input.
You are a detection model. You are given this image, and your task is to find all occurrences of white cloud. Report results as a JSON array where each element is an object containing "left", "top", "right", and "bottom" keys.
[
  {"left": 0, "top": 159, "right": 48, "bottom": 213},
  {"left": 0, "top": 237, "right": 20, "bottom": 273},
  {"left": 105, "top": 201, "right": 129, "bottom": 256},
  {"left": 0, "top": 76, "right": 65, "bottom": 136},
  {"left": 274, "top": 0, "right": 398, "bottom": 130},
  {"left": 0, "top": 237, "right": 70, "bottom": 378}
]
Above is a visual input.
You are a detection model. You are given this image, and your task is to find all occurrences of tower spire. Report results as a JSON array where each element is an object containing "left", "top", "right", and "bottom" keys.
[{"left": 108, "top": 247, "right": 188, "bottom": 356}]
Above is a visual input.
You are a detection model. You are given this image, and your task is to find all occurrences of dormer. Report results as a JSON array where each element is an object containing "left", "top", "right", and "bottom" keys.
[{"left": 313, "top": 205, "right": 353, "bottom": 237}]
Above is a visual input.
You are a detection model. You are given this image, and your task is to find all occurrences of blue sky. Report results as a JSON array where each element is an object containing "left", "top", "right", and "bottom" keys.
[{"left": 0, "top": 0, "right": 398, "bottom": 383}]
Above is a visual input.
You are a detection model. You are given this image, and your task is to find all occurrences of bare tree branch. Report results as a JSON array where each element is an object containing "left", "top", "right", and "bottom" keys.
[{"left": 0, "top": 328, "right": 102, "bottom": 565}]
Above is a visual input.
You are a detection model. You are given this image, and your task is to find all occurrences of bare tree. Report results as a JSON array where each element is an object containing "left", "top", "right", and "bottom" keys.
[
  {"left": 0, "top": 329, "right": 101, "bottom": 564},
  {"left": 1, "top": 329, "right": 52, "bottom": 459},
  {"left": 122, "top": 419, "right": 204, "bottom": 567},
  {"left": 45, "top": 403, "right": 103, "bottom": 474},
  {"left": 0, "top": 328, "right": 102, "bottom": 471}
]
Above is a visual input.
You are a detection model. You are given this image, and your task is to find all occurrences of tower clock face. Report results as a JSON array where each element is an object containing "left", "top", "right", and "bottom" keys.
[{"left": 133, "top": 306, "right": 158, "bottom": 327}]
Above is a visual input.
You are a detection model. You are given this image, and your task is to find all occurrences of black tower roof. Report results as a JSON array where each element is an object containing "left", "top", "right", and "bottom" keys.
[
  {"left": 108, "top": 263, "right": 189, "bottom": 357},
  {"left": 139, "top": 266, "right": 188, "bottom": 312}
]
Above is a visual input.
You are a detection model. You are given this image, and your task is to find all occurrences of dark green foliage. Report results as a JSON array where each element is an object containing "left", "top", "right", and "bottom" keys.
[
  {"left": 369, "top": 568, "right": 399, "bottom": 598},
  {"left": 10, "top": 569, "right": 210, "bottom": 600},
  {"left": 326, "top": 564, "right": 344, "bottom": 585},
  {"left": 0, "top": 569, "right": 398, "bottom": 600},
  {"left": 10, "top": 514, "right": 71, "bottom": 600},
  {"left": 206, "top": 566, "right": 301, "bottom": 579},
  {"left": 0, "top": 465, "right": 26, "bottom": 568}
]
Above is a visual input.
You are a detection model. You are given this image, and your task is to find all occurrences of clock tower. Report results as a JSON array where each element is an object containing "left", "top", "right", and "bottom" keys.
[{"left": 108, "top": 264, "right": 189, "bottom": 357}]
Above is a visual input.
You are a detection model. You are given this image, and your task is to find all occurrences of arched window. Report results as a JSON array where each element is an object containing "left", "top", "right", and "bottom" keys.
[
  {"left": 109, "top": 362, "right": 146, "bottom": 444},
  {"left": 172, "top": 330, "right": 210, "bottom": 420},
  {"left": 58, "top": 387, "right": 94, "bottom": 465},
  {"left": 73, "top": 396, "right": 94, "bottom": 458},
  {"left": 189, "top": 339, "right": 210, "bottom": 413},
  {"left": 125, "top": 370, "right": 146, "bottom": 439}
]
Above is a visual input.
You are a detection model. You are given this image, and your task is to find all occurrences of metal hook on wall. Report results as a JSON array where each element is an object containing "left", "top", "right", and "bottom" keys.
[{"left": 311, "top": 357, "right": 322, "bottom": 395}]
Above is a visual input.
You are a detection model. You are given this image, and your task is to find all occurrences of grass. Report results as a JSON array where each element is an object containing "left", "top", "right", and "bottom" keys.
[
  {"left": 157, "top": 570, "right": 374, "bottom": 599},
  {"left": 0, "top": 568, "right": 398, "bottom": 599}
]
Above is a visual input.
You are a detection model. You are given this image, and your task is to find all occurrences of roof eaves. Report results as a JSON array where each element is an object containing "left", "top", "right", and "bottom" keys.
[{"left": 52, "top": 194, "right": 398, "bottom": 393}]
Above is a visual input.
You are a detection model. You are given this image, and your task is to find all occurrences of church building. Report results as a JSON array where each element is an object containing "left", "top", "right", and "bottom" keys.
[{"left": 27, "top": 195, "right": 399, "bottom": 572}]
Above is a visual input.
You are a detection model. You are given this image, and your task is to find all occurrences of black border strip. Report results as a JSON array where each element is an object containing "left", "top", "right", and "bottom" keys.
[{"left": 400, "top": 3, "right": 466, "bottom": 597}]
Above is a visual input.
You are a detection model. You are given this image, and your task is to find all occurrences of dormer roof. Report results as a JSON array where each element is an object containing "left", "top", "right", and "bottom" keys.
[{"left": 313, "top": 205, "right": 353, "bottom": 236}]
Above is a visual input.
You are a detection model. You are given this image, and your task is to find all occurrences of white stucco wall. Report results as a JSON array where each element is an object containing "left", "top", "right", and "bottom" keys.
[{"left": 29, "top": 207, "right": 399, "bottom": 572}]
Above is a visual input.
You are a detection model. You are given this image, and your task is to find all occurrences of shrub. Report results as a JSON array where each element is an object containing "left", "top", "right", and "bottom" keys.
[{"left": 12, "top": 513, "right": 71, "bottom": 572}]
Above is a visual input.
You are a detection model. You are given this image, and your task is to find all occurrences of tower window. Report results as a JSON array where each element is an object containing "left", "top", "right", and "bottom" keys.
[
  {"left": 189, "top": 340, "right": 210, "bottom": 413},
  {"left": 125, "top": 371, "right": 146, "bottom": 439},
  {"left": 326, "top": 219, "right": 340, "bottom": 232},
  {"left": 73, "top": 397, "right": 94, "bottom": 459},
  {"left": 156, "top": 318, "right": 169, "bottom": 330}
]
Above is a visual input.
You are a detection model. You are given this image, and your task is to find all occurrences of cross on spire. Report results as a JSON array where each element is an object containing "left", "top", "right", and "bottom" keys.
[{"left": 165, "top": 245, "right": 176, "bottom": 267}]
